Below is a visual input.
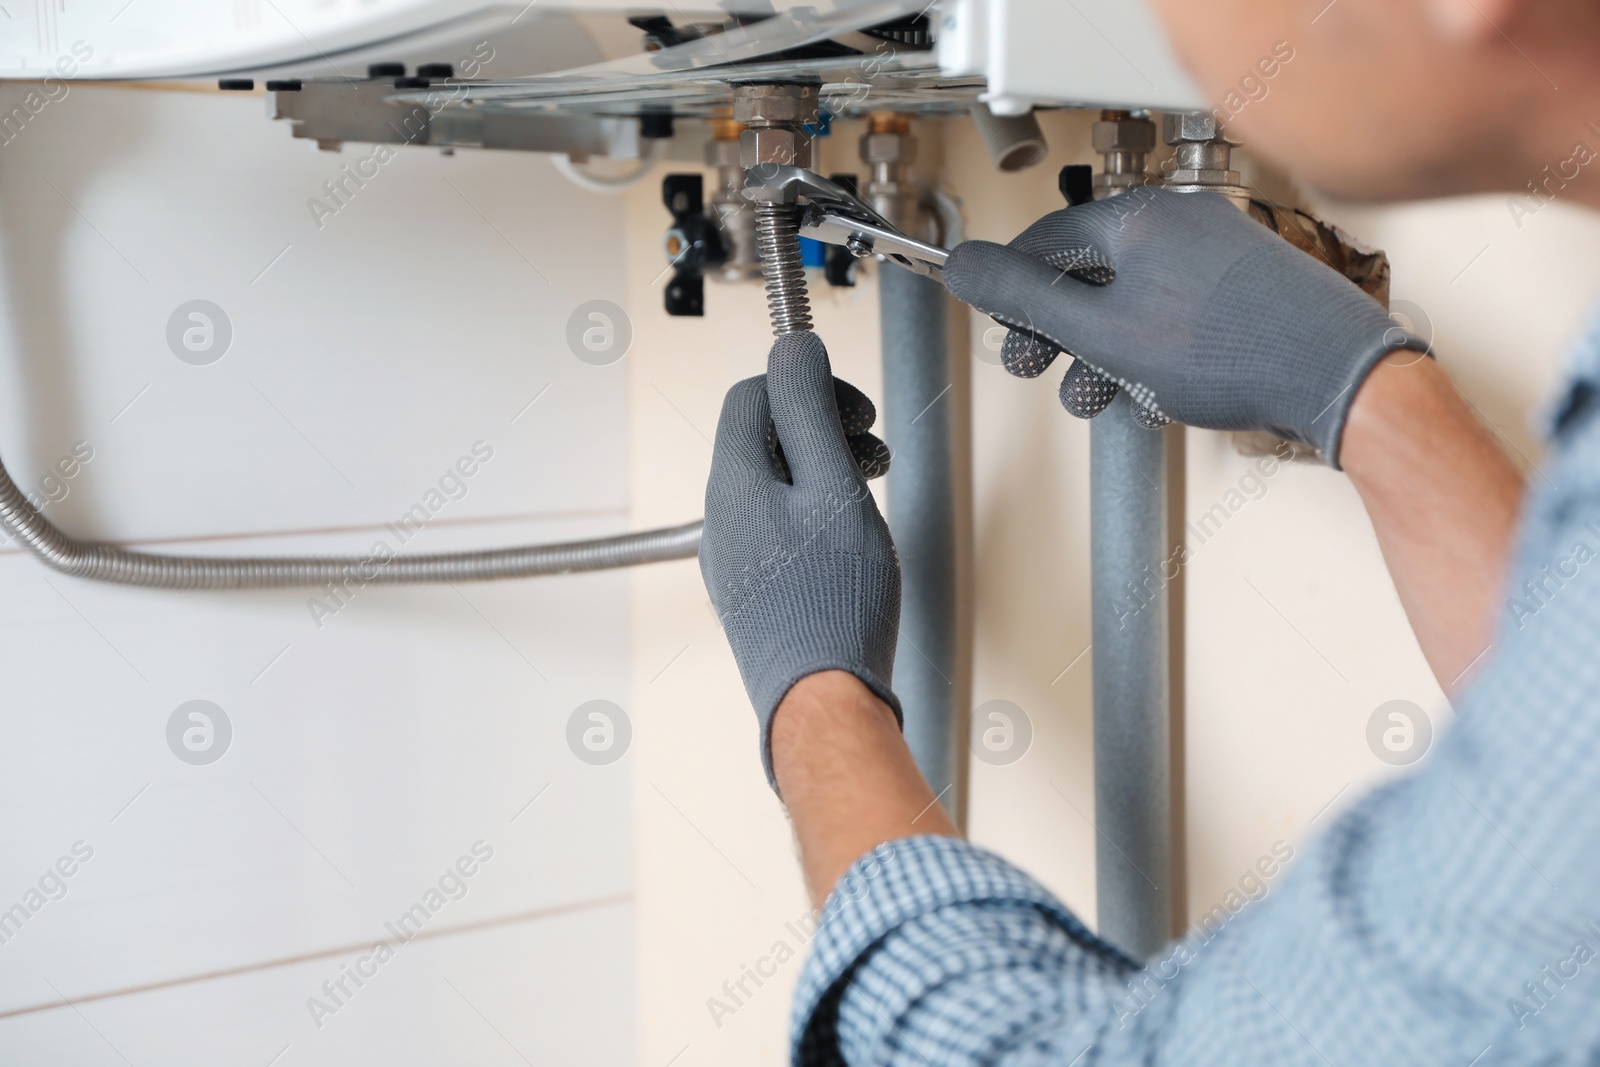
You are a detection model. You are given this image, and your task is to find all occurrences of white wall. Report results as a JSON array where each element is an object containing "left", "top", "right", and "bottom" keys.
[
  {"left": 626, "top": 109, "right": 1600, "bottom": 1065},
  {"left": 0, "top": 85, "right": 638, "bottom": 1065}
]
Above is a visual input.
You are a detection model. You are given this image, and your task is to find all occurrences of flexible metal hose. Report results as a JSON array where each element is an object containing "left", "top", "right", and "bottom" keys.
[
  {"left": 754, "top": 202, "right": 811, "bottom": 335},
  {"left": 0, "top": 455, "right": 701, "bottom": 589}
]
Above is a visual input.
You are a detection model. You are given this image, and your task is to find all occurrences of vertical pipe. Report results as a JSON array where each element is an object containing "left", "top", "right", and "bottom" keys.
[
  {"left": 865, "top": 115, "right": 967, "bottom": 823},
  {"left": 879, "top": 262, "right": 965, "bottom": 822},
  {"left": 1090, "top": 395, "right": 1173, "bottom": 958},
  {"left": 1088, "top": 110, "right": 1173, "bottom": 958}
]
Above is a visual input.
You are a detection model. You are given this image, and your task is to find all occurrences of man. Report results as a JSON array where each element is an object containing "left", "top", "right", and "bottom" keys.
[{"left": 697, "top": 0, "right": 1600, "bottom": 1061}]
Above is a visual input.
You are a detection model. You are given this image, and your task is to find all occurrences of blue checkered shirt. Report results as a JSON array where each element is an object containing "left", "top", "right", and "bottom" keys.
[{"left": 790, "top": 308, "right": 1600, "bottom": 1065}]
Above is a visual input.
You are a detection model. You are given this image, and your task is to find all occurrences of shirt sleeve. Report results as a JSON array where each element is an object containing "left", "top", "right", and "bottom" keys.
[
  {"left": 791, "top": 362, "right": 1600, "bottom": 1066},
  {"left": 789, "top": 836, "right": 1140, "bottom": 1067}
]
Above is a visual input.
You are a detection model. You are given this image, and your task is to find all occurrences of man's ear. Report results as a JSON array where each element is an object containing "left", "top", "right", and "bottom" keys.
[{"left": 1417, "top": 0, "right": 1521, "bottom": 42}]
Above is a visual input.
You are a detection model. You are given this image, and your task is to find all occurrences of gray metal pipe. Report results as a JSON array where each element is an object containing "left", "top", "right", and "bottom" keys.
[
  {"left": 1081, "top": 110, "right": 1176, "bottom": 958},
  {"left": 879, "top": 261, "right": 965, "bottom": 820},
  {"left": 1090, "top": 392, "right": 1173, "bottom": 958}
]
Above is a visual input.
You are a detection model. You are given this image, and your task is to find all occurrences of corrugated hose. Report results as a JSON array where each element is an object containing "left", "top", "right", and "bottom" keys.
[{"left": 0, "top": 454, "right": 702, "bottom": 589}]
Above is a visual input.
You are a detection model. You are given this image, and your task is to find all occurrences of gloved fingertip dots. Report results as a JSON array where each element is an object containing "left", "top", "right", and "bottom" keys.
[
  {"left": 1128, "top": 400, "right": 1172, "bottom": 429},
  {"left": 1059, "top": 359, "right": 1119, "bottom": 418},
  {"left": 1001, "top": 331, "right": 1062, "bottom": 379}
]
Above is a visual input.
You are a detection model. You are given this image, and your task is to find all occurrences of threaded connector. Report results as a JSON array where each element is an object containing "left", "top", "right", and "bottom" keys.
[{"left": 754, "top": 202, "right": 811, "bottom": 335}]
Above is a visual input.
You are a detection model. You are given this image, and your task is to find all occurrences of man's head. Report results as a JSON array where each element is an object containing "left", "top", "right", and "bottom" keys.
[{"left": 1148, "top": 0, "right": 1600, "bottom": 203}]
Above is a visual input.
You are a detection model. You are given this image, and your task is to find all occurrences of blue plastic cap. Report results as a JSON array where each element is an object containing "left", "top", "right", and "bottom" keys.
[{"left": 799, "top": 236, "right": 828, "bottom": 268}]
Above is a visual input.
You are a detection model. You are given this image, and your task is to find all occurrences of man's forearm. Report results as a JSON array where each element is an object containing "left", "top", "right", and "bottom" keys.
[
  {"left": 1341, "top": 353, "right": 1524, "bottom": 690},
  {"left": 771, "top": 670, "right": 960, "bottom": 906}
]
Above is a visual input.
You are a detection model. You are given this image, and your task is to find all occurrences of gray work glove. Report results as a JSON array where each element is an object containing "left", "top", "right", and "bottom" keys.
[
  {"left": 944, "top": 187, "right": 1429, "bottom": 468},
  {"left": 700, "top": 331, "right": 902, "bottom": 785}
]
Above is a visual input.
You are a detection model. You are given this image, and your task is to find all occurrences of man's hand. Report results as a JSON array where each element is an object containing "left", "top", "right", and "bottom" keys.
[
  {"left": 944, "top": 187, "right": 1428, "bottom": 467},
  {"left": 700, "top": 332, "right": 902, "bottom": 785}
]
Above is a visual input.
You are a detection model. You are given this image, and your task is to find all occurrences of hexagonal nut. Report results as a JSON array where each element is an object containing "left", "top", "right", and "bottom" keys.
[
  {"left": 1163, "top": 111, "right": 1236, "bottom": 146},
  {"left": 704, "top": 137, "right": 742, "bottom": 169},
  {"left": 740, "top": 187, "right": 788, "bottom": 205},
  {"left": 732, "top": 84, "right": 819, "bottom": 127},
  {"left": 1091, "top": 118, "right": 1156, "bottom": 154},
  {"left": 740, "top": 127, "right": 809, "bottom": 169},
  {"left": 860, "top": 131, "right": 915, "bottom": 166},
  {"left": 740, "top": 164, "right": 792, "bottom": 203}
]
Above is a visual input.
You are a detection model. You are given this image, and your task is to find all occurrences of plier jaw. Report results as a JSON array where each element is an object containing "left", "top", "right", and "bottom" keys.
[{"left": 742, "top": 164, "right": 951, "bottom": 283}]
